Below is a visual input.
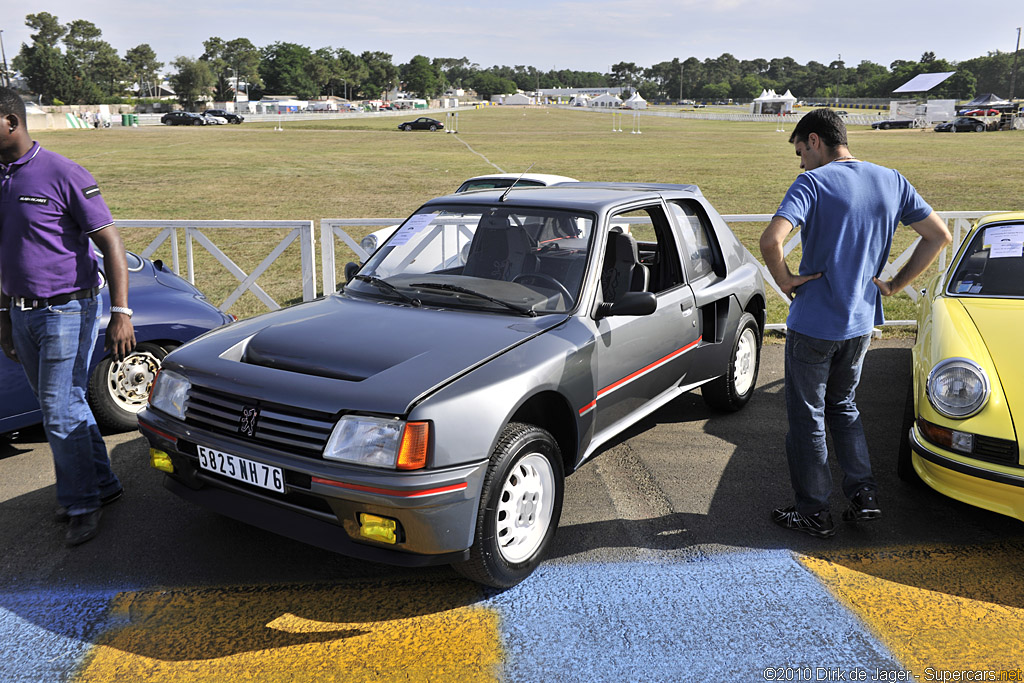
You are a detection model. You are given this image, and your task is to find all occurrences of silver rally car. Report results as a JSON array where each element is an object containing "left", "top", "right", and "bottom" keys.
[{"left": 139, "top": 182, "right": 767, "bottom": 587}]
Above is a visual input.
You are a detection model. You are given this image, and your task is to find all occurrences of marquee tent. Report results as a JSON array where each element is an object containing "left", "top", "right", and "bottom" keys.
[
  {"left": 590, "top": 93, "right": 623, "bottom": 108},
  {"left": 621, "top": 92, "right": 648, "bottom": 109},
  {"left": 750, "top": 89, "right": 796, "bottom": 115}
]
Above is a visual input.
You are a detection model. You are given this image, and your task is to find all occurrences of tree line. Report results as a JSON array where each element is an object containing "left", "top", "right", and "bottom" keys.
[{"left": 11, "top": 12, "right": 1021, "bottom": 107}]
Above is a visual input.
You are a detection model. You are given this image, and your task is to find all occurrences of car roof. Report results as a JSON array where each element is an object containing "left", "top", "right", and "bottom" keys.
[
  {"left": 422, "top": 182, "right": 704, "bottom": 213},
  {"left": 463, "top": 173, "right": 579, "bottom": 185}
]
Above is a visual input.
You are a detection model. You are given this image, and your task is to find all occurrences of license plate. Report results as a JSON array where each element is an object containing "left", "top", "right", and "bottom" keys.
[{"left": 197, "top": 445, "right": 285, "bottom": 493}]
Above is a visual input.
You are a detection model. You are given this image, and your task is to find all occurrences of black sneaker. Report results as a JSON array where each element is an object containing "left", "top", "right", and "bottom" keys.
[
  {"left": 66, "top": 509, "right": 102, "bottom": 546},
  {"left": 842, "top": 487, "right": 881, "bottom": 522},
  {"left": 54, "top": 487, "right": 123, "bottom": 524},
  {"left": 772, "top": 506, "right": 836, "bottom": 538}
]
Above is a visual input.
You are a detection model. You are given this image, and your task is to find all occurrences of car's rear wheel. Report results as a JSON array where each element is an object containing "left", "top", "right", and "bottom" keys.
[
  {"left": 453, "top": 422, "right": 564, "bottom": 588},
  {"left": 404, "top": 124, "right": 413, "bottom": 131},
  {"left": 897, "top": 376, "right": 924, "bottom": 486},
  {"left": 88, "top": 342, "right": 171, "bottom": 432},
  {"left": 702, "top": 312, "right": 760, "bottom": 412}
]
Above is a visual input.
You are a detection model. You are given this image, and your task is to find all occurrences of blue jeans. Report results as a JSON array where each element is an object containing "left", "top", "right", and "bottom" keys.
[
  {"left": 784, "top": 330, "right": 875, "bottom": 516},
  {"left": 9, "top": 295, "right": 120, "bottom": 516}
]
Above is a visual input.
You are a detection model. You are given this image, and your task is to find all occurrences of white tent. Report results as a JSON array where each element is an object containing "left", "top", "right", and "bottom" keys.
[
  {"left": 622, "top": 92, "right": 648, "bottom": 110},
  {"left": 750, "top": 88, "right": 796, "bottom": 115},
  {"left": 569, "top": 93, "right": 591, "bottom": 107},
  {"left": 589, "top": 92, "right": 623, "bottom": 108}
]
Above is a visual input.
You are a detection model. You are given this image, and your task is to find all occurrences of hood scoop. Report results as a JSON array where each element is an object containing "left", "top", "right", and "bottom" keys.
[{"left": 241, "top": 323, "right": 372, "bottom": 381}]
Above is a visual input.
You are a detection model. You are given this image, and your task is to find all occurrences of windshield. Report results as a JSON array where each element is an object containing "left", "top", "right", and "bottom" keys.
[
  {"left": 947, "top": 221, "right": 1024, "bottom": 298},
  {"left": 352, "top": 205, "right": 595, "bottom": 314}
]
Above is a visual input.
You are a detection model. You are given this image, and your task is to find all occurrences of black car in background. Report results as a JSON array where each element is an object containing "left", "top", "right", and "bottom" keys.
[
  {"left": 398, "top": 117, "right": 444, "bottom": 131},
  {"left": 205, "top": 109, "right": 245, "bottom": 124},
  {"left": 161, "top": 111, "right": 206, "bottom": 126},
  {"left": 934, "top": 117, "right": 987, "bottom": 133},
  {"left": 871, "top": 118, "right": 916, "bottom": 130}
]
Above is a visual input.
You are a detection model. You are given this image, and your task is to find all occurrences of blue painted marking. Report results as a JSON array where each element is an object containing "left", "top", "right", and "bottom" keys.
[
  {"left": 485, "top": 551, "right": 902, "bottom": 681},
  {"left": 0, "top": 589, "right": 120, "bottom": 683}
]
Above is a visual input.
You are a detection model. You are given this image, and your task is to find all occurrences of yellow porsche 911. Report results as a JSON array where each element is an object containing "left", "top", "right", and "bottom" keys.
[{"left": 901, "top": 212, "right": 1023, "bottom": 521}]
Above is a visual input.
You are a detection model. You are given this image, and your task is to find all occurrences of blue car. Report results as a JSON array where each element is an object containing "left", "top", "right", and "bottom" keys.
[{"left": 1, "top": 251, "right": 233, "bottom": 434}]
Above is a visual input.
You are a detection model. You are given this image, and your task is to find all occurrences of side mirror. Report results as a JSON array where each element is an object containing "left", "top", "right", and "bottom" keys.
[
  {"left": 596, "top": 292, "right": 657, "bottom": 319},
  {"left": 344, "top": 262, "right": 360, "bottom": 284}
]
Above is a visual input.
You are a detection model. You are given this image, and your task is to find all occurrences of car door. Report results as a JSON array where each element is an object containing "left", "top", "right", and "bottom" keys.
[{"left": 588, "top": 202, "right": 699, "bottom": 436}]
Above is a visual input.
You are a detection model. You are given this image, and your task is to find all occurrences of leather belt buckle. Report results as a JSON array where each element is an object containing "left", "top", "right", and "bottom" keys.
[{"left": 15, "top": 297, "right": 37, "bottom": 311}]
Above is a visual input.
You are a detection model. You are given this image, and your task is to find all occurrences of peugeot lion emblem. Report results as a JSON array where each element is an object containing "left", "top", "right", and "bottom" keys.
[{"left": 239, "top": 406, "right": 260, "bottom": 437}]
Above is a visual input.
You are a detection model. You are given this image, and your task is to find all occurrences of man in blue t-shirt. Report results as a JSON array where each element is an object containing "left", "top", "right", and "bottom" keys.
[
  {"left": 759, "top": 109, "right": 951, "bottom": 538},
  {"left": 0, "top": 87, "right": 136, "bottom": 546}
]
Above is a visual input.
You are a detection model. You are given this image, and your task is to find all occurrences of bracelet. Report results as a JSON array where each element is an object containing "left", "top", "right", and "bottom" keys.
[{"left": 110, "top": 306, "right": 133, "bottom": 318}]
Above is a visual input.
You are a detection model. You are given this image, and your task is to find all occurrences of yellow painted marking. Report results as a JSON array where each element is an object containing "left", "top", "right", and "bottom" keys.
[
  {"left": 800, "top": 541, "right": 1024, "bottom": 676},
  {"left": 72, "top": 579, "right": 503, "bottom": 682}
]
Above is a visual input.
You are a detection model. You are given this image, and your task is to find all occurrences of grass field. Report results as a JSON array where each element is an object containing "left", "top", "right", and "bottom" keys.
[{"left": 33, "top": 107, "right": 1024, "bottom": 323}]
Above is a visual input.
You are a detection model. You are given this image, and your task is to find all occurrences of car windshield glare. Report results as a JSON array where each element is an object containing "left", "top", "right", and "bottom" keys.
[
  {"left": 355, "top": 205, "right": 595, "bottom": 314},
  {"left": 947, "top": 222, "right": 1024, "bottom": 298}
]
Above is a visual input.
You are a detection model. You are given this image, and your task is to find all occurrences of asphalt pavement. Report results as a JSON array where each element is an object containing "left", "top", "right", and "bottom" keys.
[{"left": 2, "top": 338, "right": 1023, "bottom": 682}]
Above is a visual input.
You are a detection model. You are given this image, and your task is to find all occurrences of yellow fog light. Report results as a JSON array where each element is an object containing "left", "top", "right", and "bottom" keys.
[
  {"left": 150, "top": 448, "right": 174, "bottom": 473},
  {"left": 359, "top": 513, "right": 399, "bottom": 544}
]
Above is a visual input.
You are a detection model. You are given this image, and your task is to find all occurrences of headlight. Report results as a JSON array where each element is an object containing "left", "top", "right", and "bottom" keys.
[
  {"left": 360, "top": 233, "right": 379, "bottom": 256},
  {"left": 926, "top": 358, "right": 990, "bottom": 418},
  {"left": 323, "top": 416, "right": 429, "bottom": 470},
  {"left": 149, "top": 369, "right": 190, "bottom": 420}
]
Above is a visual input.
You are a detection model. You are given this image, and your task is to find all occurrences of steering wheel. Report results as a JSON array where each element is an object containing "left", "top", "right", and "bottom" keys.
[{"left": 512, "top": 272, "right": 574, "bottom": 305}]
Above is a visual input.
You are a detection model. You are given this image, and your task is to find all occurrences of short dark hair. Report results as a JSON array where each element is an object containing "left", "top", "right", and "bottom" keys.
[
  {"left": 789, "top": 108, "right": 847, "bottom": 148},
  {"left": 0, "top": 86, "right": 28, "bottom": 122}
]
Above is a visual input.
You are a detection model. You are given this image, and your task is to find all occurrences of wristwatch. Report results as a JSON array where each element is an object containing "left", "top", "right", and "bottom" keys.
[{"left": 110, "top": 306, "right": 133, "bottom": 318}]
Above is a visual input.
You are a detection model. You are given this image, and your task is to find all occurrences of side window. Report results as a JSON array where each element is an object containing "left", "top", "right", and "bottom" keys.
[
  {"left": 667, "top": 200, "right": 718, "bottom": 280},
  {"left": 603, "top": 205, "right": 684, "bottom": 301}
]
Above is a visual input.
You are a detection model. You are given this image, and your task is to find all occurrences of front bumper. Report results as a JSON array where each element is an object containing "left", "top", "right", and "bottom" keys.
[
  {"left": 139, "top": 409, "right": 488, "bottom": 566},
  {"left": 909, "top": 428, "right": 1024, "bottom": 522}
]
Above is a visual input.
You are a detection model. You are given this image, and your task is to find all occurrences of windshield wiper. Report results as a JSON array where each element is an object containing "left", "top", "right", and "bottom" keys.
[
  {"left": 410, "top": 282, "right": 536, "bottom": 316},
  {"left": 351, "top": 275, "right": 421, "bottom": 307}
]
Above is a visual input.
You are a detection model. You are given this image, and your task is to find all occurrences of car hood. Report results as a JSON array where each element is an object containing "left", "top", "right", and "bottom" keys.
[
  {"left": 960, "top": 298, "right": 1024, "bottom": 422},
  {"left": 167, "top": 294, "right": 568, "bottom": 415}
]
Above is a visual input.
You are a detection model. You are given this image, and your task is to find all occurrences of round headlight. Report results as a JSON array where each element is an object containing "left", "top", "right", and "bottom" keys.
[
  {"left": 360, "top": 233, "right": 379, "bottom": 255},
  {"left": 926, "top": 358, "right": 990, "bottom": 418}
]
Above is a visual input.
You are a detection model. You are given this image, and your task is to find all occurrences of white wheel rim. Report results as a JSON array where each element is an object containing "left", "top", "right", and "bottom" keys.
[
  {"left": 495, "top": 452, "right": 555, "bottom": 564},
  {"left": 106, "top": 351, "right": 162, "bottom": 413},
  {"left": 733, "top": 327, "right": 758, "bottom": 396}
]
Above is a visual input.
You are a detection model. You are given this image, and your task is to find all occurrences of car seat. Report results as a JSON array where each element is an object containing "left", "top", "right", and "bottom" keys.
[{"left": 601, "top": 230, "right": 650, "bottom": 303}]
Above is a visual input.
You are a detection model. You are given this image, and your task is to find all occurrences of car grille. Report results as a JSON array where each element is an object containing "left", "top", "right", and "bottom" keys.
[
  {"left": 184, "top": 385, "right": 335, "bottom": 458},
  {"left": 973, "top": 435, "right": 1020, "bottom": 467}
]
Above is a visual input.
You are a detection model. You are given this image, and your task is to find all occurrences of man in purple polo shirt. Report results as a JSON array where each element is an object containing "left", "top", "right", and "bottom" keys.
[{"left": 0, "top": 87, "right": 136, "bottom": 546}]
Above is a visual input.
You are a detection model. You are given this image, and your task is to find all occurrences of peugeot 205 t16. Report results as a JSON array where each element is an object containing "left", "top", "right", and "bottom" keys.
[{"left": 139, "top": 182, "right": 767, "bottom": 587}]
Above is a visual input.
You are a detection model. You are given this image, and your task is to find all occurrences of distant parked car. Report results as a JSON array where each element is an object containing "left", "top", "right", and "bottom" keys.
[
  {"left": 934, "top": 117, "right": 986, "bottom": 133},
  {"left": 871, "top": 119, "right": 916, "bottom": 130},
  {"left": 1, "top": 251, "right": 233, "bottom": 434},
  {"left": 359, "top": 173, "right": 579, "bottom": 259},
  {"left": 398, "top": 117, "right": 444, "bottom": 132},
  {"left": 161, "top": 111, "right": 206, "bottom": 126},
  {"left": 204, "top": 109, "right": 244, "bottom": 124},
  {"left": 961, "top": 109, "right": 1000, "bottom": 117}
]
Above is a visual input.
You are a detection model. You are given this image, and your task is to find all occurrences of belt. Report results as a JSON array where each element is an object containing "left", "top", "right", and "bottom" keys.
[{"left": 12, "top": 287, "right": 100, "bottom": 311}]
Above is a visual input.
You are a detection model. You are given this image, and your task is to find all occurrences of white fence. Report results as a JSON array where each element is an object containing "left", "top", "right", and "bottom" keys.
[
  {"left": 118, "top": 220, "right": 316, "bottom": 312},
  {"left": 120, "top": 211, "right": 999, "bottom": 322}
]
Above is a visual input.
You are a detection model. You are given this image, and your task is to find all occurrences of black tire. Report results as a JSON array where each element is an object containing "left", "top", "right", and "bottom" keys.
[
  {"left": 192, "top": 118, "right": 202, "bottom": 126},
  {"left": 404, "top": 124, "right": 413, "bottom": 131},
  {"left": 975, "top": 124, "right": 984, "bottom": 132},
  {"left": 880, "top": 122, "right": 891, "bottom": 130},
  {"left": 452, "top": 422, "right": 564, "bottom": 588},
  {"left": 702, "top": 312, "right": 761, "bottom": 412},
  {"left": 88, "top": 342, "right": 170, "bottom": 432},
  {"left": 897, "top": 375, "right": 924, "bottom": 486},
  {"left": 429, "top": 124, "right": 437, "bottom": 131}
]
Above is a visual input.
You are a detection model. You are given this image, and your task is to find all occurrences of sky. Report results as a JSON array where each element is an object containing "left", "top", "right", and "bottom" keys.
[{"left": 3, "top": 1, "right": 1021, "bottom": 76}]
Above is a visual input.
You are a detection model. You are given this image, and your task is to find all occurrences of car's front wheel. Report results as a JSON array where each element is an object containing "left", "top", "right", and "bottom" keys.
[
  {"left": 975, "top": 124, "right": 984, "bottom": 132},
  {"left": 404, "top": 124, "right": 413, "bottom": 131},
  {"left": 429, "top": 124, "right": 437, "bottom": 131},
  {"left": 453, "top": 423, "right": 564, "bottom": 588},
  {"left": 702, "top": 312, "right": 761, "bottom": 411},
  {"left": 88, "top": 342, "right": 171, "bottom": 431}
]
